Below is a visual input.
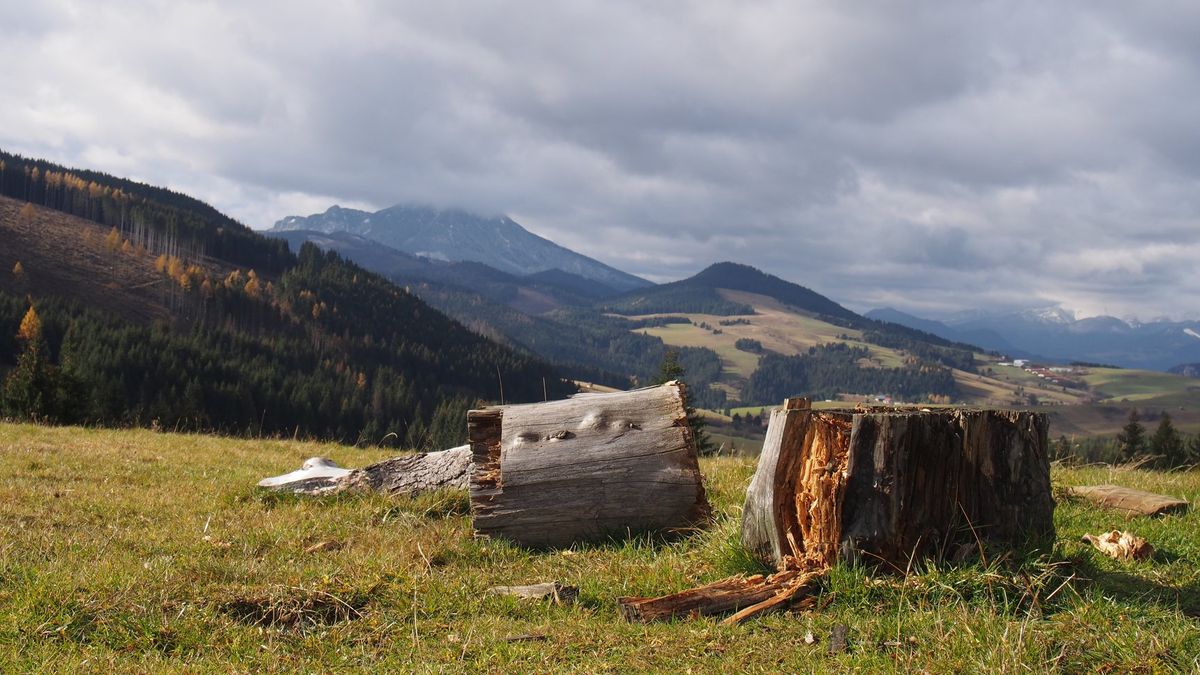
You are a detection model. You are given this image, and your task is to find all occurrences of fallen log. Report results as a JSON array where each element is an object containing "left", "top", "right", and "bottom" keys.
[
  {"left": 487, "top": 582, "right": 579, "bottom": 605},
  {"left": 258, "top": 446, "right": 472, "bottom": 496},
  {"left": 468, "top": 381, "right": 710, "bottom": 548},
  {"left": 1067, "top": 485, "right": 1188, "bottom": 517},
  {"left": 621, "top": 398, "right": 1055, "bottom": 623}
]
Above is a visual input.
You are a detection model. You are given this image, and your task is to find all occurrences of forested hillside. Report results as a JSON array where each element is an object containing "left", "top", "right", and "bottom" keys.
[{"left": 0, "top": 152, "right": 572, "bottom": 446}]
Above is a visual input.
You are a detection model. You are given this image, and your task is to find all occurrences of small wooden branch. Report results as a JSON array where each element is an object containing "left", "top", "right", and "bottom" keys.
[{"left": 619, "top": 567, "right": 825, "bottom": 624}]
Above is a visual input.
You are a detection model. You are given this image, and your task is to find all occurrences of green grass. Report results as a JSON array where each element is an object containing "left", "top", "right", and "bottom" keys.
[
  {"left": 1083, "top": 367, "right": 1200, "bottom": 402},
  {"left": 2, "top": 423, "right": 1199, "bottom": 671}
]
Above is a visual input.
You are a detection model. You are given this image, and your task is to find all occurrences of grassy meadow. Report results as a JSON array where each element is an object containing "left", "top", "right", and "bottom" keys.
[{"left": 2, "top": 422, "right": 1199, "bottom": 671}]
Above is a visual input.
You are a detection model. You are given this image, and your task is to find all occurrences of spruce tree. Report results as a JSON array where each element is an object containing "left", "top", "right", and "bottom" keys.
[
  {"left": 1116, "top": 409, "right": 1146, "bottom": 461},
  {"left": 1149, "top": 412, "right": 1184, "bottom": 468},
  {"left": 654, "top": 349, "right": 714, "bottom": 455}
]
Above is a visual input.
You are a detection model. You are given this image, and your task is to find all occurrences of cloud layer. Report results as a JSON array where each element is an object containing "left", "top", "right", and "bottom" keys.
[{"left": 3, "top": 0, "right": 1198, "bottom": 319}]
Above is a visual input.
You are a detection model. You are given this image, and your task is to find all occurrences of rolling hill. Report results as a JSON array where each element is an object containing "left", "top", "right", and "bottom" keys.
[{"left": 0, "top": 150, "right": 572, "bottom": 445}]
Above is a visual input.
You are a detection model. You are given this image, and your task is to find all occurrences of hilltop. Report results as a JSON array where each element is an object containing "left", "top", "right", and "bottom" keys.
[{"left": 0, "top": 150, "right": 571, "bottom": 445}]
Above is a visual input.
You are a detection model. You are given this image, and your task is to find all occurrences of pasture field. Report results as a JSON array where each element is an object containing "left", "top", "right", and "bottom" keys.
[
  {"left": 1083, "top": 367, "right": 1200, "bottom": 403},
  {"left": 2, "top": 423, "right": 1198, "bottom": 672}
]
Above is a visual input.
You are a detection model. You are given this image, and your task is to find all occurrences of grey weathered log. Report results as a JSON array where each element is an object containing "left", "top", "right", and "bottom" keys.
[
  {"left": 486, "top": 582, "right": 579, "bottom": 605},
  {"left": 468, "top": 381, "right": 710, "bottom": 548},
  {"left": 1067, "top": 485, "right": 1189, "bottom": 517},
  {"left": 258, "top": 446, "right": 472, "bottom": 496},
  {"left": 742, "top": 400, "right": 1055, "bottom": 571}
]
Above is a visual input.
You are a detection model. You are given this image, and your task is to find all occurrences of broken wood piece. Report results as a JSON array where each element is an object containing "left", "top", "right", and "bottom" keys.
[
  {"left": 1082, "top": 530, "right": 1154, "bottom": 561},
  {"left": 257, "top": 457, "right": 351, "bottom": 489},
  {"left": 303, "top": 540, "right": 343, "bottom": 554},
  {"left": 1068, "top": 485, "right": 1189, "bottom": 517},
  {"left": 486, "top": 582, "right": 578, "bottom": 605},
  {"left": 828, "top": 624, "right": 850, "bottom": 655},
  {"left": 618, "top": 567, "right": 824, "bottom": 624},
  {"left": 743, "top": 401, "right": 1055, "bottom": 570},
  {"left": 257, "top": 446, "right": 471, "bottom": 496},
  {"left": 468, "top": 381, "right": 710, "bottom": 548}
]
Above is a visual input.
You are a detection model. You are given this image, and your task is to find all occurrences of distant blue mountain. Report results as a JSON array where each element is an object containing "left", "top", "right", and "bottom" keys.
[{"left": 867, "top": 306, "right": 1200, "bottom": 371}]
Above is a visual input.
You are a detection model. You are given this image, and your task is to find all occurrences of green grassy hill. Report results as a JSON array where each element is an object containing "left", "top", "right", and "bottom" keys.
[{"left": 2, "top": 423, "right": 1197, "bottom": 670}]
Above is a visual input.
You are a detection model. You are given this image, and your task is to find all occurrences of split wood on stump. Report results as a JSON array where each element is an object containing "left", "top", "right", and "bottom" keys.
[
  {"left": 621, "top": 398, "right": 1055, "bottom": 624},
  {"left": 467, "top": 381, "right": 711, "bottom": 548}
]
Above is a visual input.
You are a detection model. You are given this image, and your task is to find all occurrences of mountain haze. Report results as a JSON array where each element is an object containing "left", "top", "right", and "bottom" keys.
[
  {"left": 272, "top": 204, "right": 649, "bottom": 292},
  {"left": 868, "top": 306, "right": 1200, "bottom": 371}
]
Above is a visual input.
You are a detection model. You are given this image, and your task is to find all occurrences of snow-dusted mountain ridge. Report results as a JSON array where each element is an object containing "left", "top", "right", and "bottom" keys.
[{"left": 271, "top": 204, "right": 649, "bottom": 292}]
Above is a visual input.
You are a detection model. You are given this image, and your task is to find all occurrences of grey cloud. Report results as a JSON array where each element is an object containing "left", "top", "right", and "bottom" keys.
[{"left": 1, "top": 0, "right": 1198, "bottom": 319}]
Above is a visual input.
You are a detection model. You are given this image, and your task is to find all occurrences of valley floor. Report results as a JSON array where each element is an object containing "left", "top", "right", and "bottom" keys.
[{"left": 1, "top": 424, "right": 1198, "bottom": 671}]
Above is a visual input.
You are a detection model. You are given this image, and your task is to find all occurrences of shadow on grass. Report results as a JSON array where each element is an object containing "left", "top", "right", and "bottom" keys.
[{"left": 1063, "top": 552, "right": 1200, "bottom": 618}]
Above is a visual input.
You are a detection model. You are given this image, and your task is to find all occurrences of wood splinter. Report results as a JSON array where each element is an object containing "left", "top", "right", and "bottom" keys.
[{"left": 619, "top": 567, "right": 826, "bottom": 625}]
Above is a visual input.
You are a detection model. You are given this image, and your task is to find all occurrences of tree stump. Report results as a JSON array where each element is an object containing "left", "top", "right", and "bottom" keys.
[
  {"left": 743, "top": 399, "right": 1055, "bottom": 570},
  {"left": 468, "top": 381, "right": 710, "bottom": 548},
  {"left": 621, "top": 398, "right": 1055, "bottom": 623}
]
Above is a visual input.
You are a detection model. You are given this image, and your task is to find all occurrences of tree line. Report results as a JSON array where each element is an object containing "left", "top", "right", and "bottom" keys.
[
  {"left": 0, "top": 150, "right": 290, "bottom": 275},
  {"left": 740, "top": 342, "right": 958, "bottom": 405},
  {"left": 1052, "top": 409, "right": 1200, "bottom": 468},
  {"left": 0, "top": 245, "right": 572, "bottom": 446}
]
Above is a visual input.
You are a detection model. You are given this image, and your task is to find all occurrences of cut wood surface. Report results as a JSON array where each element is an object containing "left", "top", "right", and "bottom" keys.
[
  {"left": 1068, "top": 485, "right": 1189, "bottom": 517},
  {"left": 468, "top": 381, "right": 710, "bottom": 548},
  {"left": 743, "top": 400, "right": 1055, "bottom": 570},
  {"left": 258, "top": 446, "right": 471, "bottom": 496}
]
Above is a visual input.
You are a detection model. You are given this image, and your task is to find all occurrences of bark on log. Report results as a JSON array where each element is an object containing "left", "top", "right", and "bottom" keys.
[
  {"left": 1068, "top": 485, "right": 1189, "bottom": 517},
  {"left": 468, "top": 381, "right": 711, "bottom": 548},
  {"left": 743, "top": 399, "right": 1055, "bottom": 571},
  {"left": 257, "top": 446, "right": 472, "bottom": 496}
]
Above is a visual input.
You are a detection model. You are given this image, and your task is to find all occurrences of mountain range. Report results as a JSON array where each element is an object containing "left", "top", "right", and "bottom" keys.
[
  {"left": 271, "top": 204, "right": 649, "bottom": 293},
  {"left": 867, "top": 307, "right": 1200, "bottom": 371}
]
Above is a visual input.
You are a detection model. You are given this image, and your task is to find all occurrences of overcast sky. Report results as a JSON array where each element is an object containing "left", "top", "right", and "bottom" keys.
[{"left": 3, "top": 1, "right": 1199, "bottom": 320}]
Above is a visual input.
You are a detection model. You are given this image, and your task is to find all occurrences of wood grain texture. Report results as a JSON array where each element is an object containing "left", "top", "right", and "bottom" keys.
[
  {"left": 468, "top": 381, "right": 710, "bottom": 548},
  {"left": 743, "top": 405, "right": 1055, "bottom": 571}
]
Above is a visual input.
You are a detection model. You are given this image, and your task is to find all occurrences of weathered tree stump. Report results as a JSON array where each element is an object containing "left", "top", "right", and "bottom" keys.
[
  {"left": 743, "top": 399, "right": 1055, "bottom": 570},
  {"left": 621, "top": 398, "right": 1055, "bottom": 624},
  {"left": 468, "top": 381, "right": 711, "bottom": 548}
]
